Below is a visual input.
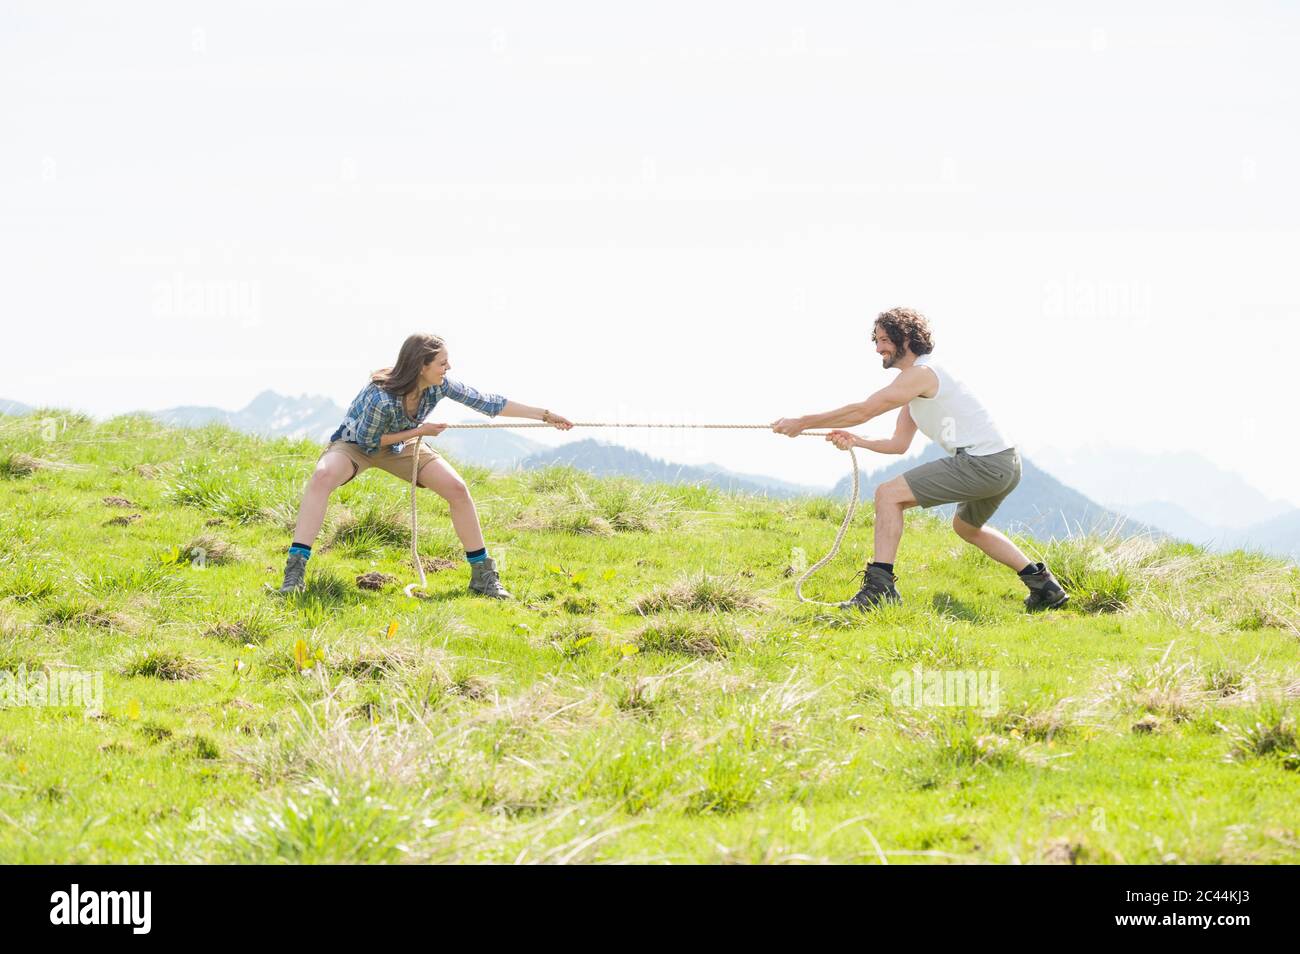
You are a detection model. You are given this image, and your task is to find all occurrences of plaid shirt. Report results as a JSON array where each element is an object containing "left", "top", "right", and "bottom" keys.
[{"left": 329, "top": 379, "right": 507, "bottom": 456}]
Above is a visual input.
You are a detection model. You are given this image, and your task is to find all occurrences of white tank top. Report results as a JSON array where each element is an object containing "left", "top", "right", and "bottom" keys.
[{"left": 907, "top": 354, "right": 1012, "bottom": 457}]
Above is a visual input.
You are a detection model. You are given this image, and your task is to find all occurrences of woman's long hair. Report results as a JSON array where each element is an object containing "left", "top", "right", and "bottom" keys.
[{"left": 371, "top": 334, "right": 446, "bottom": 397}]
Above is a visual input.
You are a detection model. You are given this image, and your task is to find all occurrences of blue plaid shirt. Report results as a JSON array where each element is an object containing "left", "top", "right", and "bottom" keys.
[{"left": 329, "top": 379, "right": 508, "bottom": 456}]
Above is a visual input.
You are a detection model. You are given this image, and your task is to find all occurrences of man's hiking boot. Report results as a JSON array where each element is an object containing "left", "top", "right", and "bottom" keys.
[
  {"left": 839, "top": 565, "right": 901, "bottom": 612},
  {"left": 1021, "top": 562, "right": 1068, "bottom": 611},
  {"left": 468, "top": 556, "right": 512, "bottom": 600},
  {"left": 278, "top": 553, "right": 307, "bottom": 595}
]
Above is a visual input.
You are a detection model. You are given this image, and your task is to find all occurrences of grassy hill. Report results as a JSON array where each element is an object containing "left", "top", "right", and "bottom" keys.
[{"left": 1, "top": 410, "right": 1299, "bottom": 864}]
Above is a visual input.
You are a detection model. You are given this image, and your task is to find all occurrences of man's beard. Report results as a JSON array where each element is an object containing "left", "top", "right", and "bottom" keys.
[{"left": 882, "top": 352, "right": 897, "bottom": 369}]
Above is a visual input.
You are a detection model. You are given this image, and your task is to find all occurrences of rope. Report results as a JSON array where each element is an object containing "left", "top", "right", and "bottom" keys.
[
  {"left": 401, "top": 423, "right": 862, "bottom": 605},
  {"left": 406, "top": 441, "right": 428, "bottom": 598}
]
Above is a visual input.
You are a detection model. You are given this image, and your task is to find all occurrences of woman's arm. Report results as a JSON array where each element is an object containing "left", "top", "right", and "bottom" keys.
[
  {"left": 380, "top": 424, "right": 447, "bottom": 447},
  {"left": 500, "top": 400, "right": 574, "bottom": 430}
]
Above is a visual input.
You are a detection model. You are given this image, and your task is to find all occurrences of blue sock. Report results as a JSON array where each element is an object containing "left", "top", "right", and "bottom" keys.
[
  {"left": 465, "top": 547, "right": 488, "bottom": 565},
  {"left": 289, "top": 543, "right": 312, "bottom": 560}
]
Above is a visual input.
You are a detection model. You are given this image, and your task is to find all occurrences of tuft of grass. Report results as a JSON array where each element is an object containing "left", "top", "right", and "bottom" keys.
[
  {"left": 180, "top": 534, "right": 241, "bottom": 567},
  {"left": 259, "top": 499, "right": 300, "bottom": 532},
  {"left": 328, "top": 504, "right": 408, "bottom": 550},
  {"left": 172, "top": 734, "right": 221, "bottom": 760},
  {"left": 547, "top": 619, "right": 608, "bottom": 658},
  {"left": 39, "top": 597, "right": 132, "bottom": 631},
  {"left": 299, "top": 568, "right": 352, "bottom": 603},
  {"left": 79, "top": 563, "right": 192, "bottom": 600},
  {"left": 208, "top": 780, "right": 432, "bottom": 863},
  {"left": 633, "top": 614, "right": 734, "bottom": 655},
  {"left": 0, "top": 604, "right": 30, "bottom": 640},
  {"left": 337, "top": 527, "right": 395, "bottom": 559},
  {"left": 331, "top": 645, "right": 426, "bottom": 682},
  {"left": 1, "top": 453, "right": 49, "bottom": 479},
  {"left": 1028, "top": 529, "right": 1166, "bottom": 613},
  {"left": 524, "top": 465, "right": 590, "bottom": 495},
  {"left": 446, "top": 664, "right": 493, "bottom": 701},
  {"left": 0, "top": 562, "right": 57, "bottom": 602},
  {"left": 929, "top": 712, "right": 1023, "bottom": 771},
  {"left": 1221, "top": 708, "right": 1300, "bottom": 770},
  {"left": 1088, "top": 644, "right": 1235, "bottom": 723},
  {"left": 801, "top": 497, "right": 849, "bottom": 522},
  {"left": 987, "top": 699, "right": 1077, "bottom": 742},
  {"left": 165, "top": 462, "right": 271, "bottom": 524},
  {"left": 204, "top": 607, "right": 282, "bottom": 646},
  {"left": 517, "top": 480, "right": 677, "bottom": 536},
  {"left": 611, "top": 676, "right": 670, "bottom": 717},
  {"left": 632, "top": 571, "right": 767, "bottom": 614},
  {"left": 122, "top": 649, "right": 205, "bottom": 681}
]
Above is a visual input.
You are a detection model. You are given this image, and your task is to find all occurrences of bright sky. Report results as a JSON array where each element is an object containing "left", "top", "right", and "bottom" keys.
[{"left": 4, "top": 2, "right": 1299, "bottom": 502}]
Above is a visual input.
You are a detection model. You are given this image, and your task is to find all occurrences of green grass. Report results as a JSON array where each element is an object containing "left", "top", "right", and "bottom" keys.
[{"left": 1, "top": 409, "right": 1299, "bottom": 863}]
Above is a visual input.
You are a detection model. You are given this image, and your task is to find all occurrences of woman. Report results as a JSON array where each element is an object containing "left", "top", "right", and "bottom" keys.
[{"left": 278, "top": 333, "right": 572, "bottom": 598}]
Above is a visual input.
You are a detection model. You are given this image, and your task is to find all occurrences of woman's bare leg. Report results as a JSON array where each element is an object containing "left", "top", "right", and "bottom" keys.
[
  {"left": 291, "top": 453, "right": 355, "bottom": 545},
  {"left": 416, "top": 457, "right": 485, "bottom": 552}
]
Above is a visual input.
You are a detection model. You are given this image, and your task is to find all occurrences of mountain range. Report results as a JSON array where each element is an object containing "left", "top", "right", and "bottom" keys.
[
  {"left": 2, "top": 391, "right": 1295, "bottom": 558},
  {"left": 1033, "top": 445, "right": 1300, "bottom": 561},
  {"left": 150, "top": 390, "right": 344, "bottom": 444}
]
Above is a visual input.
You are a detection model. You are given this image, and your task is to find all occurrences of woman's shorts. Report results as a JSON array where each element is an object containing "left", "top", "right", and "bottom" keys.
[
  {"left": 317, "top": 440, "right": 441, "bottom": 486},
  {"left": 901, "top": 447, "right": 1021, "bottom": 528}
]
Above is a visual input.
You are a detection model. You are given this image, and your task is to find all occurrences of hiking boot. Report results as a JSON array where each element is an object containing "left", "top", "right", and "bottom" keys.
[
  {"left": 1021, "top": 562, "right": 1068, "bottom": 611},
  {"left": 278, "top": 553, "right": 308, "bottom": 595},
  {"left": 839, "top": 565, "right": 901, "bottom": 612},
  {"left": 468, "top": 556, "right": 512, "bottom": 600}
]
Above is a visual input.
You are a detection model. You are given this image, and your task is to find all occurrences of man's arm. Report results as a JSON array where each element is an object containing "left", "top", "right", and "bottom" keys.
[
  {"left": 826, "top": 405, "right": 918, "bottom": 454},
  {"left": 773, "top": 366, "right": 935, "bottom": 436}
]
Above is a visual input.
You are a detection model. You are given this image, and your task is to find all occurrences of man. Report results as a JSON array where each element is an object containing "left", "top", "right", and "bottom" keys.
[{"left": 772, "top": 306, "right": 1067, "bottom": 612}]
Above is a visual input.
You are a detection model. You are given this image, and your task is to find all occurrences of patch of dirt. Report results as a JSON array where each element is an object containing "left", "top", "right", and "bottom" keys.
[
  {"left": 1132, "top": 714, "right": 1163, "bottom": 734},
  {"left": 1043, "top": 838, "right": 1083, "bottom": 865},
  {"left": 415, "top": 556, "right": 458, "bottom": 573},
  {"left": 105, "top": 514, "right": 142, "bottom": 527},
  {"left": 204, "top": 518, "right": 225, "bottom": 527},
  {"left": 356, "top": 572, "right": 396, "bottom": 591},
  {"left": 102, "top": 496, "right": 136, "bottom": 507}
]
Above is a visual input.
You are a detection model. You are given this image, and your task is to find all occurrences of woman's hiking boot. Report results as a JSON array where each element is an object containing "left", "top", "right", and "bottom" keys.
[
  {"left": 468, "top": 556, "right": 512, "bottom": 599},
  {"left": 278, "top": 553, "right": 308, "bottom": 595}
]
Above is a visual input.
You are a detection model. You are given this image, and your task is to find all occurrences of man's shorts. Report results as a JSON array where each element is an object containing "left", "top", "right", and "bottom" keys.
[
  {"left": 901, "top": 447, "right": 1021, "bottom": 528},
  {"left": 317, "top": 439, "right": 441, "bottom": 486}
]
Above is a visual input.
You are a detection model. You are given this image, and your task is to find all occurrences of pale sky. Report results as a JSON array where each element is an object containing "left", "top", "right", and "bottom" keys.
[{"left": 4, "top": 2, "right": 1299, "bottom": 502}]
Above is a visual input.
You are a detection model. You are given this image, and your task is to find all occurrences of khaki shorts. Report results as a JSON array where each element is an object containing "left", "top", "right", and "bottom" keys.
[
  {"left": 901, "top": 447, "right": 1021, "bottom": 528},
  {"left": 318, "top": 439, "right": 441, "bottom": 486}
]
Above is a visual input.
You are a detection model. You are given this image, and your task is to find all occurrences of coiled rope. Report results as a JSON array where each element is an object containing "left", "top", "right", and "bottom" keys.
[{"left": 404, "top": 422, "right": 860, "bottom": 606}]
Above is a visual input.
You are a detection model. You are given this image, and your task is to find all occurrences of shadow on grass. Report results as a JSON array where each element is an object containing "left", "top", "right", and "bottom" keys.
[{"left": 931, "top": 592, "right": 989, "bottom": 624}]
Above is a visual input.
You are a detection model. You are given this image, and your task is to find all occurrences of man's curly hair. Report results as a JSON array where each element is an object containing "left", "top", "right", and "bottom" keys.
[{"left": 874, "top": 306, "right": 934, "bottom": 357}]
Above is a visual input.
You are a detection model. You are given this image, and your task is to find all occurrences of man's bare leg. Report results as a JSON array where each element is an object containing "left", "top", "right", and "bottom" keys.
[
  {"left": 871, "top": 476, "right": 918, "bottom": 564},
  {"left": 951, "top": 514, "right": 1033, "bottom": 571}
]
